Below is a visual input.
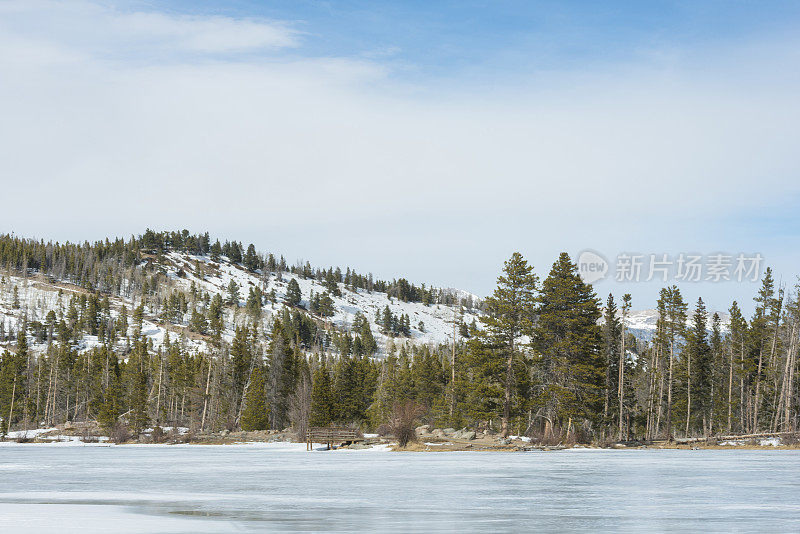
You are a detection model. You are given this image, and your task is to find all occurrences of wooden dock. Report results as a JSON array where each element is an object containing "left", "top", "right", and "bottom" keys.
[{"left": 305, "top": 427, "right": 364, "bottom": 451}]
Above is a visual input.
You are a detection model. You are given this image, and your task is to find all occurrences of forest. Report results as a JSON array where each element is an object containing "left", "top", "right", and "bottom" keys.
[{"left": 0, "top": 231, "right": 798, "bottom": 443}]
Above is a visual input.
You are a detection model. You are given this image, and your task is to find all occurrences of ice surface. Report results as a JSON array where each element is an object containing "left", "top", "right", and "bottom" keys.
[{"left": 1, "top": 447, "right": 799, "bottom": 532}]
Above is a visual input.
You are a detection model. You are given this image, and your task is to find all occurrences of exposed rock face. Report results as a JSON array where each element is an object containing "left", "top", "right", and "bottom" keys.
[
  {"left": 415, "top": 425, "right": 431, "bottom": 436},
  {"left": 453, "top": 428, "right": 476, "bottom": 440}
]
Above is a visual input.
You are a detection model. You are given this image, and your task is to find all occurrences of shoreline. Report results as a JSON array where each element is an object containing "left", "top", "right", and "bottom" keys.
[{"left": 2, "top": 435, "right": 798, "bottom": 452}]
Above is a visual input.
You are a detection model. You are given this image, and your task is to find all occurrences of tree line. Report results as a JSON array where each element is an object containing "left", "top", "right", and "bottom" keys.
[{"left": 1, "top": 238, "right": 798, "bottom": 442}]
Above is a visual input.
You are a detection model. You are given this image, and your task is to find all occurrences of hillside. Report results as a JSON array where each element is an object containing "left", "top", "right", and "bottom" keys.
[
  {"left": 624, "top": 308, "right": 731, "bottom": 342},
  {"left": 0, "top": 242, "right": 726, "bottom": 358},
  {"left": 0, "top": 247, "right": 482, "bottom": 358}
]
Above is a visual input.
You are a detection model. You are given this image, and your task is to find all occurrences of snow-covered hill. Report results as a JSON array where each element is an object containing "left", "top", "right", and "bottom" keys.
[
  {"left": 0, "top": 252, "right": 483, "bottom": 357},
  {"left": 166, "top": 252, "right": 482, "bottom": 351},
  {"left": 624, "top": 308, "right": 730, "bottom": 342},
  {"left": 0, "top": 251, "right": 732, "bottom": 356}
]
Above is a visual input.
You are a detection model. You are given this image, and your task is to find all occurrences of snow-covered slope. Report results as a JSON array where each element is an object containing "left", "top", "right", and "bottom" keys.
[
  {"left": 164, "top": 253, "right": 482, "bottom": 350},
  {"left": 1, "top": 252, "right": 732, "bottom": 357},
  {"left": 0, "top": 252, "right": 483, "bottom": 357},
  {"left": 623, "top": 308, "right": 730, "bottom": 342}
]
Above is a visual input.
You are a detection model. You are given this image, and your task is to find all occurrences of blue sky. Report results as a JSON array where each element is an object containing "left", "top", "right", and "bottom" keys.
[
  {"left": 1, "top": 0, "right": 799, "bottom": 314},
  {"left": 145, "top": 1, "right": 800, "bottom": 71}
]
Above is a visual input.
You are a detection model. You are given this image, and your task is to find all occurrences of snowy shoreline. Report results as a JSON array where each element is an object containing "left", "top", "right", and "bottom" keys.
[{"left": 2, "top": 438, "right": 797, "bottom": 451}]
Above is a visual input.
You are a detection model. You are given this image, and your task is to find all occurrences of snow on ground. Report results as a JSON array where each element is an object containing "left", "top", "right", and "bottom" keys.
[
  {"left": 0, "top": 252, "right": 486, "bottom": 357},
  {"left": 165, "top": 251, "right": 483, "bottom": 353},
  {"left": 8, "top": 251, "right": 738, "bottom": 358},
  {"left": 623, "top": 308, "right": 731, "bottom": 342},
  {"left": 5, "top": 428, "right": 58, "bottom": 439}
]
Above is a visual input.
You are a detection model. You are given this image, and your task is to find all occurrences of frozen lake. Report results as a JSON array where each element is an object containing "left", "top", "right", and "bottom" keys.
[{"left": 1, "top": 444, "right": 799, "bottom": 532}]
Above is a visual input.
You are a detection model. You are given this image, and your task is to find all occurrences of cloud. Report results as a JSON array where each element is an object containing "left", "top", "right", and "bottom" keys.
[
  {"left": 0, "top": 0, "right": 798, "bottom": 311},
  {"left": 113, "top": 12, "right": 299, "bottom": 53},
  {"left": 0, "top": 0, "right": 299, "bottom": 58}
]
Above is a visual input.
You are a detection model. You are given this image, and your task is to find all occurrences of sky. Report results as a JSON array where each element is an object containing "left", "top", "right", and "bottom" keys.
[{"left": 1, "top": 0, "right": 799, "bottom": 314}]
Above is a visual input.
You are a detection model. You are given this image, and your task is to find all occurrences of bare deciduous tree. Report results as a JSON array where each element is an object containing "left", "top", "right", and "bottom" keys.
[
  {"left": 289, "top": 376, "right": 312, "bottom": 441},
  {"left": 389, "top": 401, "right": 425, "bottom": 448}
]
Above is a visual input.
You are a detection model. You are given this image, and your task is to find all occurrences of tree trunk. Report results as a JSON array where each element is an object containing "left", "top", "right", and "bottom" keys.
[
  {"left": 754, "top": 347, "right": 764, "bottom": 431},
  {"left": 7, "top": 376, "right": 17, "bottom": 433},
  {"left": 618, "top": 311, "right": 626, "bottom": 441},
  {"left": 727, "top": 343, "right": 734, "bottom": 432},
  {"left": 666, "top": 338, "right": 675, "bottom": 438},
  {"left": 685, "top": 349, "right": 692, "bottom": 437},
  {"left": 200, "top": 357, "right": 213, "bottom": 431}
]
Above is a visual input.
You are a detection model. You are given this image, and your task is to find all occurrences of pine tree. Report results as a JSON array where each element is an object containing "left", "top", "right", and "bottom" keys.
[
  {"left": 227, "top": 280, "right": 240, "bottom": 307},
  {"left": 230, "top": 325, "right": 252, "bottom": 415},
  {"left": 246, "top": 288, "right": 262, "bottom": 319},
  {"left": 749, "top": 267, "right": 778, "bottom": 431},
  {"left": 267, "top": 324, "right": 298, "bottom": 429},
  {"left": 189, "top": 307, "right": 208, "bottom": 333},
  {"left": 98, "top": 355, "right": 123, "bottom": 432},
  {"left": 602, "top": 294, "right": 621, "bottom": 428},
  {"left": 686, "top": 297, "right": 710, "bottom": 436},
  {"left": 316, "top": 292, "right": 335, "bottom": 317},
  {"left": 129, "top": 363, "right": 150, "bottom": 433},
  {"left": 709, "top": 312, "right": 723, "bottom": 434},
  {"left": 117, "top": 305, "right": 129, "bottom": 337},
  {"left": 618, "top": 293, "right": 632, "bottom": 440},
  {"left": 208, "top": 294, "right": 224, "bottom": 343},
  {"left": 480, "top": 252, "right": 537, "bottom": 436},
  {"left": 333, "top": 355, "right": 376, "bottom": 423},
  {"left": 310, "top": 362, "right": 335, "bottom": 426},
  {"left": 241, "top": 364, "right": 270, "bottom": 431},
  {"left": 660, "top": 285, "right": 687, "bottom": 438},
  {"left": 210, "top": 240, "right": 222, "bottom": 261},
  {"left": 728, "top": 301, "right": 747, "bottom": 432},
  {"left": 244, "top": 244, "right": 259, "bottom": 272},
  {"left": 285, "top": 278, "right": 302, "bottom": 307},
  {"left": 533, "top": 253, "right": 604, "bottom": 437}
]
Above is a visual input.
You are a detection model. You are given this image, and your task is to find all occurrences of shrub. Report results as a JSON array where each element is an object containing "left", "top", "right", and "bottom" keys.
[
  {"left": 388, "top": 401, "right": 425, "bottom": 448},
  {"left": 111, "top": 424, "right": 130, "bottom": 444},
  {"left": 151, "top": 426, "right": 166, "bottom": 443}
]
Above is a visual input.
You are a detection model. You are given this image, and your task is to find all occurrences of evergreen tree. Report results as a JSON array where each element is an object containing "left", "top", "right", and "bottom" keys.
[
  {"left": 313, "top": 292, "right": 335, "bottom": 317},
  {"left": 246, "top": 288, "right": 262, "bottom": 319},
  {"left": 727, "top": 301, "right": 748, "bottom": 432},
  {"left": 98, "top": 354, "right": 123, "bottom": 432},
  {"left": 244, "top": 244, "right": 259, "bottom": 271},
  {"left": 748, "top": 267, "right": 778, "bottom": 431},
  {"left": 267, "top": 324, "right": 297, "bottom": 429},
  {"left": 709, "top": 312, "right": 724, "bottom": 433},
  {"left": 117, "top": 305, "right": 129, "bottom": 337},
  {"left": 533, "top": 253, "right": 604, "bottom": 436},
  {"left": 659, "top": 285, "right": 687, "bottom": 438},
  {"left": 285, "top": 278, "right": 302, "bottom": 307},
  {"left": 227, "top": 280, "right": 240, "bottom": 307},
  {"left": 241, "top": 364, "right": 270, "bottom": 431},
  {"left": 686, "top": 297, "right": 711, "bottom": 436},
  {"left": 210, "top": 240, "right": 222, "bottom": 261},
  {"left": 208, "top": 294, "right": 224, "bottom": 342},
  {"left": 310, "top": 362, "right": 335, "bottom": 426},
  {"left": 480, "top": 252, "right": 537, "bottom": 436},
  {"left": 602, "top": 294, "right": 621, "bottom": 428},
  {"left": 189, "top": 307, "right": 208, "bottom": 333},
  {"left": 230, "top": 325, "right": 252, "bottom": 414},
  {"left": 333, "top": 355, "right": 376, "bottom": 423},
  {"left": 128, "top": 348, "right": 150, "bottom": 433}
]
